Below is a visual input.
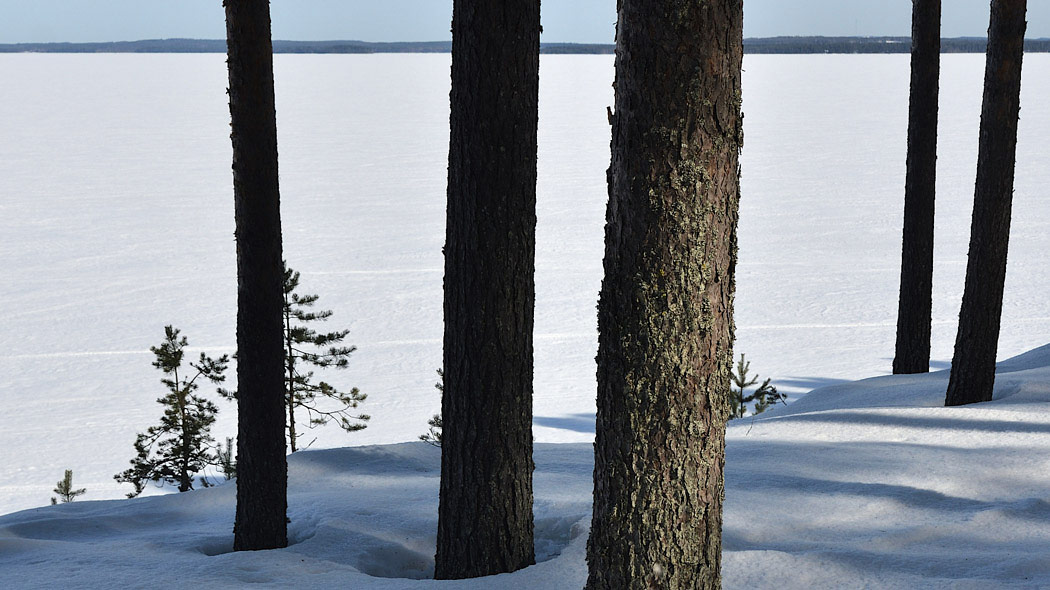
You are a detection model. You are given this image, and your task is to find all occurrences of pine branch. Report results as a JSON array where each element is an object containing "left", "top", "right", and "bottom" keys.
[{"left": 278, "top": 262, "right": 368, "bottom": 449}]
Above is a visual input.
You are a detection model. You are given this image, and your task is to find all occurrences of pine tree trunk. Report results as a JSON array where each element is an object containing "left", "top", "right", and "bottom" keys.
[
  {"left": 435, "top": 0, "right": 539, "bottom": 579},
  {"left": 179, "top": 387, "right": 191, "bottom": 492},
  {"left": 945, "top": 0, "right": 1026, "bottom": 406},
  {"left": 225, "top": 0, "right": 288, "bottom": 551},
  {"left": 893, "top": 0, "right": 941, "bottom": 375},
  {"left": 285, "top": 308, "right": 297, "bottom": 453},
  {"left": 287, "top": 392, "right": 297, "bottom": 453},
  {"left": 585, "top": 1, "right": 743, "bottom": 588},
  {"left": 175, "top": 366, "right": 192, "bottom": 493}
]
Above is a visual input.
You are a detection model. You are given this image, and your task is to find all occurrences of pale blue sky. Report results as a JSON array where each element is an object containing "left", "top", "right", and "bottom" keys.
[{"left": 0, "top": 0, "right": 1047, "bottom": 44}]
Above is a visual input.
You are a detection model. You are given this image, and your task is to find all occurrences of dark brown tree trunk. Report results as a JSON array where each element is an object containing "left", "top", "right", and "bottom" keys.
[
  {"left": 945, "top": 0, "right": 1026, "bottom": 406},
  {"left": 225, "top": 0, "right": 288, "bottom": 550},
  {"left": 893, "top": 0, "right": 941, "bottom": 375},
  {"left": 585, "top": 1, "right": 743, "bottom": 588},
  {"left": 178, "top": 382, "right": 191, "bottom": 492},
  {"left": 285, "top": 305, "right": 298, "bottom": 453},
  {"left": 434, "top": 0, "right": 539, "bottom": 580}
]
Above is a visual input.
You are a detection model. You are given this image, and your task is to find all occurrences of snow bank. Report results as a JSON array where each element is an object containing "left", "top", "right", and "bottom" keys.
[
  {"left": 4, "top": 345, "right": 1050, "bottom": 588},
  {"left": 0, "top": 442, "right": 591, "bottom": 589},
  {"left": 724, "top": 344, "right": 1050, "bottom": 589}
]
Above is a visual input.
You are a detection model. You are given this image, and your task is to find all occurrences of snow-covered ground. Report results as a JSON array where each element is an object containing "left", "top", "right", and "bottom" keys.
[
  {"left": 5, "top": 347, "right": 1050, "bottom": 588},
  {"left": 0, "top": 52, "right": 1049, "bottom": 585}
]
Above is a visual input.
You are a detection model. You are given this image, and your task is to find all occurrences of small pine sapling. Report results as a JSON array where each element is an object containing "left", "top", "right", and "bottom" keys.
[
  {"left": 728, "top": 353, "right": 786, "bottom": 419},
  {"left": 115, "top": 326, "right": 229, "bottom": 497},
  {"left": 419, "top": 369, "right": 443, "bottom": 447},
  {"left": 50, "top": 469, "right": 86, "bottom": 504},
  {"left": 282, "top": 263, "right": 369, "bottom": 452},
  {"left": 217, "top": 437, "right": 236, "bottom": 480}
]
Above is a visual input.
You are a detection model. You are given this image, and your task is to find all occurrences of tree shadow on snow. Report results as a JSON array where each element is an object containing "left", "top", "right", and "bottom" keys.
[
  {"left": 876, "top": 357, "right": 953, "bottom": 371},
  {"left": 534, "top": 413, "right": 596, "bottom": 434},
  {"left": 774, "top": 376, "right": 851, "bottom": 392},
  {"left": 781, "top": 410, "right": 1050, "bottom": 434}
]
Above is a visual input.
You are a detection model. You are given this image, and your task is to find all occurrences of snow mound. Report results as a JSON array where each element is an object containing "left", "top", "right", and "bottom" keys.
[
  {"left": 0, "top": 442, "right": 591, "bottom": 589},
  {"left": 4, "top": 345, "right": 1050, "bottom": 588},
  {"left": 763, "top": 343, "right": 1050, "bottom": 417},
  {"left": 726, "top": 343, "right": 1050, "bottom": 588}
]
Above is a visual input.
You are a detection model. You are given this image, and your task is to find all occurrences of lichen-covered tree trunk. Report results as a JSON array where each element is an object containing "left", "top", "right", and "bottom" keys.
[
  {"left": 585, "top": 1, "right": 743, "bottom": 589},
  {"left": 945, "top": 0, "right": 1026, "bottom": 406},
  {"left": 893, "top": 0, "right": 941, "bottom": 375},
  {"left": 435, "top": 0, "right": 539, "bottom": 580},
  {"left": 225, "top": 0, "right": 288, "bottom": 550}
]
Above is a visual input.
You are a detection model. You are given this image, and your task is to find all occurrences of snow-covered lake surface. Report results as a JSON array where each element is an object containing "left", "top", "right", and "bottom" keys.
[{"left": 0, "top": 51, "right": 1048, "bottom": 537}]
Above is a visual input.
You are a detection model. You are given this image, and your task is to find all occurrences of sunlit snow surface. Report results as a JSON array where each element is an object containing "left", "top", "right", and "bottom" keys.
[
  {"left": 4, "top": 349, "right": 1050, "bottom": 588},
  {"left": 1, "top": 53, "right": 1049, "bottom": 585}
]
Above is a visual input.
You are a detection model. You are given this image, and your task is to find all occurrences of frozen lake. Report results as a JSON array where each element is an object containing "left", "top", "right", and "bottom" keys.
[{"left": 0, "top": 53, "right": 1047, "bottom": 514}]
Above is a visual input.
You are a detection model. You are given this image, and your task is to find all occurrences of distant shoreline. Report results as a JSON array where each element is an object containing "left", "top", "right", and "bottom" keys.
[{"left": 1, "top": 36, "right": 1049, "bottom": 55}]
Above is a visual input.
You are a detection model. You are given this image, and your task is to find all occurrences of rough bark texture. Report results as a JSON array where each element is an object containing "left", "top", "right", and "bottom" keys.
[
  {"left": 893, "top": 0, "right": 941, "bottom": 375},
  {"left": 434, "top": 0, "right": 539, "bottom": 579},
  {"left": 225, "top": 0, "right": 288, "bottom": 550},
  {"left": 585, "top": 1, "right": 743, "bottom": 589},
  {"left": 945, "top": 0, "right": 1026, "bottom": 406}
]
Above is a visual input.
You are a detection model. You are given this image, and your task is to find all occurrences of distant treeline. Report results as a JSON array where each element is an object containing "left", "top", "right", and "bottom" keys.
[
  {"left": 0, "top": 39, "right": 613, "bottom": 54},
  {"left": 746, "top": 36, "right": 1050, "bottom": 54},
  {"left": 2, "top": 37, "right": 1049, "bottom": 55}
]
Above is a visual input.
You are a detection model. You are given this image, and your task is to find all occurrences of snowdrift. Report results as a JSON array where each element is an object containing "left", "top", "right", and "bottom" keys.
[{"left": 4, "top": 345, "right": 1050, "bottom": 589}]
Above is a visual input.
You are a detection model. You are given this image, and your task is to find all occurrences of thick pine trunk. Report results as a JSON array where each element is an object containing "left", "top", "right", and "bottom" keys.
[
  {"left": 945, "top": 0, "right": 1026, "bottom": 406},
  {"left": 586, "top": 1, "right": 743, "bottom": 589},
  {"left": 225, "top": 0, "right": 288, "bottom": 550},
  {"left": 893, "top": 0, "right": 941, "bottom": 375},
  {"left": 435, "top": 0, "right": 539, "bottom": 579}
]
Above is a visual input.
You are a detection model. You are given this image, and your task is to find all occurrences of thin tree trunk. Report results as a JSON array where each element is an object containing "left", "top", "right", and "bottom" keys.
[
  {"left": 435, "top": 0, "right": 540, "bottom": 579},
  {"left": 225, "top": 0, "right": 288, "bottom": 550},
  {"left": 175, "top": 366, "right": 192, "bottom": 493},
  {"left": 287, "top": 387, "right": 297, "bottom": 453},
  {"left": 893, "top": 0, "right": 941, "bottom": 375},
  {"left": 286, "top": 306, "right": 298, "bottom": 453},
  {"left": 945, "top": 0, "right": 1026, "bottom": 406},
  {"left": 586, "top": 1, "right": 743, "bottom": 588},
  {"left": 179, "top": 386, "right": 191, "bottom": 492}
]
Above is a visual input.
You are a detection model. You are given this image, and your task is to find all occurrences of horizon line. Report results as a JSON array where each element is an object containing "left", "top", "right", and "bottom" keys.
[{"left": 2, "top": 34, "right": 1050, "bottom": 45}]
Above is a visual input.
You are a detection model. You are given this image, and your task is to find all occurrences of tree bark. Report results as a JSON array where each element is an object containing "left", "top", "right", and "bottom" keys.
[
  {"left": 225, "top": 0, "right": 288, "bottom": 550},
  {"left": 893, "top": 0, "right": 941, "bottom": 375},
  {"left": 285, "top": 304, "right": 298, "bottom": 453},
  {"left": 945, "top": 0, "right": 1026, "bottom": 406},
  {"left": 586, "top": 1, "right": 743, "bottom": 589},
  {"left": 434, "top": 0, "right": 539, "bottom": 580}
]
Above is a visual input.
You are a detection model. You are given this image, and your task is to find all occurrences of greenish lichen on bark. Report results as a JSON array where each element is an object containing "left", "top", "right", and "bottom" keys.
[{"left": 586, "top": 0, "right": 743, "bottom": 589}]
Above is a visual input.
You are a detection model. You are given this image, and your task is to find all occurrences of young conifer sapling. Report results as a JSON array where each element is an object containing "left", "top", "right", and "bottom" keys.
[
  {"left": 217, "top": 437, "right": 237, "bottom": 480},
  {"left": 729, "top": 354, "right": 786, "bottom": 419},
  {"left": 419, "top": 369, "right": 443, "bottom": 447},
  {"left": 115, "top": 326, "right": 229, "bottom": 497},
  {"left": 51, "top": 469, "right": 86, "bottom": 505},
  {"left": 281, "top": 263, "right": 368, "bottom": 452}
]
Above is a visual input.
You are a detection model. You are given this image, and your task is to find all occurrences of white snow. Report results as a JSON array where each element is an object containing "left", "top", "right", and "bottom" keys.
[
  {"left": 1, "top": 52, "right": 1049, "bottom": 587},
  {"left": 5, "top": 348, "right": 1050, "bottom": 588}
]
